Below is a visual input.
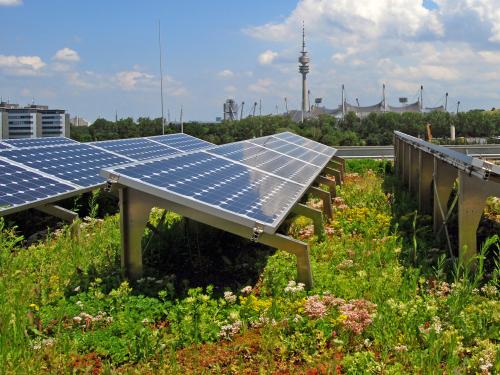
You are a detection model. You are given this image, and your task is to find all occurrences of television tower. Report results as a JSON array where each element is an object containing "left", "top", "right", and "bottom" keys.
[{"left": 298, "top": 22, "right": 310, "bottom": 123}]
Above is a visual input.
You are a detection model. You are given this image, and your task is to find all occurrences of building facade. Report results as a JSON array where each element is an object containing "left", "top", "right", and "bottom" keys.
[{"left": 0, "top": 102, "right": 70, "bottom": 139}]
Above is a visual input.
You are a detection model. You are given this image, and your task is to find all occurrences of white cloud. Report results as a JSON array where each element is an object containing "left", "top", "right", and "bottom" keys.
[
  {"left": 224, "top": 85, "right": 237, "bottom": 93},
  {"left": 0, "top": 0, "right": 22, "bottom": 6},
  {"left": 217, "top": 69, "right": 235, "bottom": 78},
  {"left": 249, "top": 78, "right": 273, "bottom": 93},
  {"left": 0, "top": 55, "right": 46, "bottom": 76},
  {"left": 53, "top": 48, "right": 80, "bottom": 62},
  {"left": 258, "top": 50, "right": 279, "bottom": 65},
  {"left": 115, "top": 71, "right": 155, "bottom": 90}
]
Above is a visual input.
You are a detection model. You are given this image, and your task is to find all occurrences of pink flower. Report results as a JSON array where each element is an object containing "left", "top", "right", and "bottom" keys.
[
  {"left": 304, "top": 295, "right": 328, "bottom": 319},
  {"left": 339, "top": 299, "right": 377, "bottom": 335}
]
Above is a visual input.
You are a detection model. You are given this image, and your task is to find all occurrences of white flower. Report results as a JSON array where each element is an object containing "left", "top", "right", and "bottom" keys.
[
  {"left": 394, "top": 344, "right": 408, "bottom": 352},
  {"left": 284, "top": 280, "right": 305, "bottom": 294},
  {"left": 224, "top": 291, "right": 237, "bottom": 304},
  {"left": 73, "top": 286, "right": 81, "bottom": 292},
  {"left": 73, "top": 316, "right": 82, "bottom": 324},
  {"left": 241, "top": 286, "right": 252, "bottom": 295},
  {"left": 76, "top": 301, "right": 84, "bottom": 309},
  {"left": 142, "top": 318, "right": 149, "bottom": 324}
]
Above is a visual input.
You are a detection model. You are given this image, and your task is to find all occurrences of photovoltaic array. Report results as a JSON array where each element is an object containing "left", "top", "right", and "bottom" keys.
[
  {"left": 103, "top": 132, "right": 337, "bottom": 233},
  {"left": 0, "top": 134, "right": 214, "bottom": 215}
]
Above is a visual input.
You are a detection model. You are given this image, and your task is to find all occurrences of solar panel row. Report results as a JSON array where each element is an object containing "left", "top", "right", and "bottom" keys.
[
  {"left": 0, "top": 134, "right": 215, "bottom": 214},
  {"left": 103, "top": 132, "right": 337, "bottom": 232}
]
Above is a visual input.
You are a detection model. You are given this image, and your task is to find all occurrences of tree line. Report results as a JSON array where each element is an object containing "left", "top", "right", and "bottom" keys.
[{"left": 70, "top": 110, "right": 500, "bottom": 146}]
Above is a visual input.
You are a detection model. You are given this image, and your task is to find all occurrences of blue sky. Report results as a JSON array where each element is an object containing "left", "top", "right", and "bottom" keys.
[{"left": 1, "top": 0, "right": 500, "bottom": 122}]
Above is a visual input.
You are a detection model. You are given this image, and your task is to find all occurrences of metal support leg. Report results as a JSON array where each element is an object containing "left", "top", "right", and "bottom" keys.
[
  {"left": 307, "top": 186, "right": 333, "bottom": 220},
  {"left": 331, "top": 156, "right": 345, "bottom": 183},
  {"left": 409, "top": 146, "right": 419, "bottom": 194},
  {"left": 324, "top": 166, "right": 342, "bottom": 186},
  {"left": 316, "top": 175, "right": 336, "bottom": 198},
  {"left": 402, "top": 142, "right": 409, "bottom": 186},
  {"left": 292, "top": 203, "right": 324, "bottom": 238},
  {"left": 119, "top": 187, "right": 154, "bottom": 280},
  {"left": 433, "top": 159, "right": 458, "bottom": 234},
  {"left": 458, "top": 171, "right": 500, "bottom": 264},
  {"left": 418, "top": 150, "right": 434, "bottom": 214},
  {"left": 118, "top": 187, "right": 314, "bottom": 288}
]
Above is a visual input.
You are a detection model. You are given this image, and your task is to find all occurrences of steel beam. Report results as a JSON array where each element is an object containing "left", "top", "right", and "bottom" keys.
[
  {"left": 408, "top": 146, "right": 419, "bottom": 194},
  {"left": 316, "top": 175, "right": 336, "bottom": 198},
  {"left": 292, "top": 203, "right": 324, "bottom": 238},
  {"left": 418, "top": 150, "right": 434, "bottom": 214},
  {"left": 324, "top": 166, "right": 342, "bottom": 186},
  {"left": 433, "top": 159, "right": 458, "bottom": 234},
  {"left": 36, "top": 204, "right": 78, "bottom": 222},
  {"left": 118, "top": 186, "right": 314, "bottom": 288},
  {"left": 458, "top": 171, "right": 500, "bottom": 264},
  {"left": 330, "top": 156, "right": 345, "bottom": 182},
  {"left": 307, "top": 186, "right": 333, "bottom": 220},
  {"left": 402, "top": 142, "right": 409, "bottom": 186}
]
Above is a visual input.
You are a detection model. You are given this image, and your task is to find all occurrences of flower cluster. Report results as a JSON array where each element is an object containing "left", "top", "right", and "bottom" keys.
[
  {"left": 240, "top": 286, "right": 252, "bottom": 295},
  {"left": 394, "top": 344, "right": 408, "bottom": 352},
  {"left": 224, "top": 291, "right": 237, "bottom": 304},
  {"left": 336, "top": 259, "right": 354, "bottom": 270},
  {"left": 284, "top": 280, "right": 305, "bottom": 294},
  {"left": 219, "top": 320, "right": 242, "bottom": 340},
  {"left": 418, "top": 316, "right": 442, "bottom": 335},
  {"left": 304, "top": 295, "right": 328, "bottom": 319},
  {"left": 333, "top": 196, "right": 348, "bottom": 210},
  {"left": 72, "top": 311, "right": 113, "bottom": 329},
  {"left": 339, "top": 299, "right": 377, "bottom": 335},
  {"left": 429, "top": 280, "right": 451, "bottom": 297},
  {"left": 32, "top": 337, "right": 55, "bottom": 350},
  {"left": 480, "top": 284, "right": 497, "bottom": 298}
]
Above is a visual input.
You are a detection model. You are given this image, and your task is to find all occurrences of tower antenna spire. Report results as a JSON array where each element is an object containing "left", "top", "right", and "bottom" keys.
[{"left": 298, "top": 21, "right": 310, "bottom": 123}]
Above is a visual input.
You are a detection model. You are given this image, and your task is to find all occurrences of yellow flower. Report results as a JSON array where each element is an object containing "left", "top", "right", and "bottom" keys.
[{"left": 29, "top": 303, "right": 39, "bottom": 311}]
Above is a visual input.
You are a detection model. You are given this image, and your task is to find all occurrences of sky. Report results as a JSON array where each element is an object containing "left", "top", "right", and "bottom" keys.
[{"left": 1, "top": 0, "right": 500, "bottom": 122}]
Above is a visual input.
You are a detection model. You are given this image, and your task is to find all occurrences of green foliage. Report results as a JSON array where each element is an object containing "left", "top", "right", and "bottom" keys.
[
  {"left": 0, "top": 164, "right": 499, "bottom": 373},
  {"left": 70, "top": 110, "right": 500, "bottom": 146}
]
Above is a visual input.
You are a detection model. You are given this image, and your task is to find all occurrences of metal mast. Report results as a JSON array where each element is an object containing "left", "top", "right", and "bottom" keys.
[
  {"left": 158, "top": 20, "right": 165, "bottom": 135},
  {"left": 180, "top": 105, "right": 183, "bottom": 133},
  {"left": 298, "top": 22, "right": 310, "bottom": 123}
]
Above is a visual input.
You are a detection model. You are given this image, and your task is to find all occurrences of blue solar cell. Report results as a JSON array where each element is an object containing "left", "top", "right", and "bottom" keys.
[
  {"left": 208, "top": 141, "right": 320, "bottom": 185},
  {"left": 112, "top": 152, "right": 304, "bottom": 226},
  {"left": 0, "top": 143, "right": 10, "bottom": 150},
  {"left": 149, "top": 134, "right": 213, "bottom": 152},
  {"left": 250, "top": 137, "right": 330, "bottom": 167},
  {"left": 91, "top": 138, "right": 180, "bottom": 160},
  {"left": 0, "top": 160, "right": 75, "bottom": 210},
  {"left": 274, "top": 132, "right": 336, "bottom": 157},
  {"left": 1, "top": 144, "right": 130, "bottom": 187},
  {"left": 3, "top": 137, "right": 78, "bottom": 148}
]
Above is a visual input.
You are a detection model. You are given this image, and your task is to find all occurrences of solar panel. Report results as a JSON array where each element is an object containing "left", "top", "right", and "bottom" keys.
[
  {"left": 2, "top": 137, "right": 78, "bottom": 148},
  {"left": 91, "top": 138, "right": 180, "bottom": 161},
  {"left": 207, "top": 141, "right": 321, "bottom": 185},
  {"left": 250, "top": 136, "right": 331, "bottom": 167},
  {"left": 0, "top": 144, "right": 130, "bottom": 187},
  {"left": 104, "top": 151, "right": 306, "bottom": 230},
  {"left": 149, "top": 133, "right": 213, "bottom": 152},
  {"left": 274, "top": 132, "right": 336, "bottom": 157},
  {"left": 0, "top": 143, "right": 11, "bottom": 150},
  {"left": 0, "top": 159, "right": 75, "bottom": 211}
]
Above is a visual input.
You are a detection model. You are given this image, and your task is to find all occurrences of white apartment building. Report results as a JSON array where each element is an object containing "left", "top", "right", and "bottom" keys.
[{"left": 0, "top": 102, "right": 70, "bottom": 139}]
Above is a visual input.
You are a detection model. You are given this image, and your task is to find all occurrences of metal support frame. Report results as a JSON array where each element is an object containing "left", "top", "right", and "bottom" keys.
[
  {"left": 36, "top": 204, "right": 78, "bottom": 222},
  {"left": 118, "top": 186, "right": 313, "bottom": 288},
  {"left": 36, "top": 204, "right": 80, "bottom": 238},
  {"left": 291, "top": 203, "right": 324, "bottom": 238},
  {"left": 307, "top": 186, "right": 333, "bottom": 220},
  {"left": 408, "top": 145, "right": 419, "bottom": 194},
  {"left": 395, "top": 132, "right": 500, "bottom": 264},
  {"left": 418, "top": 150, "right": 434, "bottom": 214},
  {"left": 433, "top": 158, "right": 457, "bottom": 234},
  {"left": 324, "top": 166, "right": 342, "bottom": 186},
  {"left": 330, "top": 156, "right": 345, "bottom": 182},
  {"left": 458, "top": 171, "right": 500, "bottom": 263},
  {"left": 316, "top": 175, "right": 336, "bottom": 198}
]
